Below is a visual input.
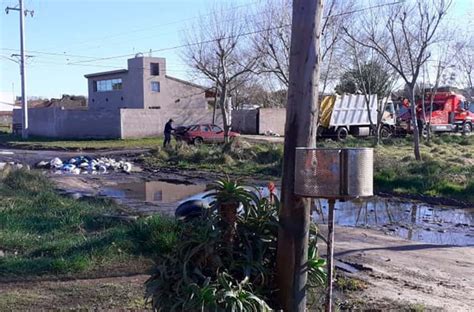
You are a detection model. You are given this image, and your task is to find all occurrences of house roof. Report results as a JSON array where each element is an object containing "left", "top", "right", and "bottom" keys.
[
  {"left": 84, "top": 69, "right": 128, "bottom": 79},
  {"left": 165, "top": 75, "right": 209, "bottom": 91}
]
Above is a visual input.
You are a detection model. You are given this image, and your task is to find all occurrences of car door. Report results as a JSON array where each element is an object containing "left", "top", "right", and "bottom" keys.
[
  {"left": 200, "top": 124, "right": 213, "bottom": 143},
  {"left": 211, "top": 125, "right": 225, "bottom": 143}
]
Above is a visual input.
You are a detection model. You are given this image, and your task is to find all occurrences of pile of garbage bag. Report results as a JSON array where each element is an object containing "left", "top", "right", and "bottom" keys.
[{"left": 36, "top": 156, "right": 132, "bottom": 174}]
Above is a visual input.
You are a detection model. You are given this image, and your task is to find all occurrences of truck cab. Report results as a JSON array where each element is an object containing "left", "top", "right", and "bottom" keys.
[
  {"left": 397, "top": 89, "right": 473, "bottom": 135},
  {"left": 419, "top": 91, "right": 473, "bottom": 134}
]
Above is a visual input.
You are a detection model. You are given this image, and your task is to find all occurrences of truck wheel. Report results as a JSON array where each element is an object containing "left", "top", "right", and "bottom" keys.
[
  {"left": 335, "top": 127, "right": 348, "bottom": 141},
  {"left": 380, "top": 126, "right": 392, "bottom": 139},
  {"left": 193, "top": 137, "right": 204, "bottom": 145},
  {"left": 462, "top": 123, "right": 472, "bottom": 134}
]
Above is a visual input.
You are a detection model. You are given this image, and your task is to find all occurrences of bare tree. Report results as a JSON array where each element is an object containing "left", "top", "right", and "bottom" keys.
[
  {"left": 455, "top": 37, "right": 474, "bottom": 96},
  {"left": 253, "top": 0, "right": 354, "bottom": 92},
  {"left": 182, "top": 6, "right": 260, "bottom": 142},
  {"left": 345, "top": 0, "right": 452, "bottom": 160}
]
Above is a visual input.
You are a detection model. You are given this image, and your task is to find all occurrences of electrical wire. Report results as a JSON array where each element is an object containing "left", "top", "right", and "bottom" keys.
[
  {"left": 67, "top": 0, "right": 406, "bottom": 65},
  {"left": 3, "top": 0, "right": 405, "bottom": 66}
]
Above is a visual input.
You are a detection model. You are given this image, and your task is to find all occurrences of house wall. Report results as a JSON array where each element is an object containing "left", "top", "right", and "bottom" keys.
[
  {"left": 87, "top": 57, "right": 207, "bottom": 112},
  {"left": 13, "top": 107, "right": 121, "bottom": 138},
  {"left": 258, "top": 108, "right": 286, "bottom": 135},
  {"left": 159, "top": 76, "right": 208, "bottom": 110},
  {"left": 120, "top": 108, "right": 222, "bottom": 138},
  {"left": 87, "top": 72, "right": 136, "bottom": 110}
]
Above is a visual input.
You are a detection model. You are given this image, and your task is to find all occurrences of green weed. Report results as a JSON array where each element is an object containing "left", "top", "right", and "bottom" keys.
[{"left": 0, "top": 170, "right": 179, "bottom": 277}]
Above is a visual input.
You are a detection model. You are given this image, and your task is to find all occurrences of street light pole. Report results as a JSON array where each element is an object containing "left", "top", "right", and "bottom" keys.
[{"left": 5, "top": 0, "right": 34, "bottom": 139}]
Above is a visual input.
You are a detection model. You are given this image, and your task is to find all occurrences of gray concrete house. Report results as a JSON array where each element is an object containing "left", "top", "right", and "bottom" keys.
[
  {"left": 85, "top": 57, "right": 207, "bottom": 111},
  {"left": 13, "top": 56, "right": 218, "bottom": 138}
]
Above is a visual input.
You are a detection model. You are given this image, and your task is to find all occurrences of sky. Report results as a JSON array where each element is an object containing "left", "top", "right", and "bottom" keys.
[
  {"left": 0, "top": 0, "right": 256, "bottom": 99},
  {"left": 0, "top": 0, "right": 473, "bottom": 99}
]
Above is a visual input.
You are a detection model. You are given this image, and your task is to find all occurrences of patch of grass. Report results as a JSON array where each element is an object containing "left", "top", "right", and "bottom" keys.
[
  {"left": 141, "top": 139, "right": 284, "bottom": 178},
  {"left": 142, "top": 135, "right": 474, "bottom": 203},
  {"left": 335, "top": 275, "right": 368, "bottom": 292},
  {"left": 0, "top": 133, "right": 163, "bottom": 150},
  {"left": 0, "top": 170, "right": 179, "bottom": 277}
]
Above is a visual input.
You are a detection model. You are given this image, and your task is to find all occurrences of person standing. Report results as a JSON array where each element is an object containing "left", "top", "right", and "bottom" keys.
[{"left": 163, "top": 119, "right": 174, "bottom": 147}]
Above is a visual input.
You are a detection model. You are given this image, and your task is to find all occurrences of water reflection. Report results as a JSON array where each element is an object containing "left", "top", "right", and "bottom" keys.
[
  {"left": 101, "top": 181, "right": 207, "bottom": 204},
  {"left": 313, "top": 197, "right": 474, "bottom": 246}
]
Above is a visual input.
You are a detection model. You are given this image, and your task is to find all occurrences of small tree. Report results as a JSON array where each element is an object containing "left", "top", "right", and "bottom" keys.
[
  {"left": 345, "top": 0, "right": 452, "bottom": 160},
  {"left": 182, "top": 6, "right": 260, "bottom": 142}
]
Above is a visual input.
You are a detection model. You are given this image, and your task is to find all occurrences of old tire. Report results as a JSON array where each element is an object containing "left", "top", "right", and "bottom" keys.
[
  {"left": 462, "top": 122, "right": 472, "bottom": 134},
  {"left": 335, "top": 127, "right": 348, "bottom": 141},
  {"left": 193, "top": 137, "right": 203, "bottom": 145}
]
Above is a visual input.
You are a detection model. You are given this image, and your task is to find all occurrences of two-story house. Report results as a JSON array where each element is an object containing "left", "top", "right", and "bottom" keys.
[{"left": 13, "top": 56, "right": 218, "bottom": 138}]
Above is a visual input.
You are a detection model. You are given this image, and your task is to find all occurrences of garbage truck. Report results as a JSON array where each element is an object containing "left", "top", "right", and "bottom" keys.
[
  {"left": 397, "top": 88, "right": 473, "bottom": 135},
  {"left": 318, "top": 94, "right": 395, "bottom": 141}
]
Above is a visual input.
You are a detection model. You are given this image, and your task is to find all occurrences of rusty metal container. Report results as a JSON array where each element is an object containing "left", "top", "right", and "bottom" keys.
[{"left": 294, "top": 147, "right": 373, "bottom": 199}]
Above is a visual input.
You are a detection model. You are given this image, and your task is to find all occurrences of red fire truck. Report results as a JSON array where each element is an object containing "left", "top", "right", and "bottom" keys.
[{"left": 398, "top": 89, "right": 473, "bottom": 135}]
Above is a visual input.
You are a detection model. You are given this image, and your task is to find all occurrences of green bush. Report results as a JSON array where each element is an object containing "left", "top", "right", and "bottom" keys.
[{"left": 145, "top": 180, "right": 326, "bottom": 311}]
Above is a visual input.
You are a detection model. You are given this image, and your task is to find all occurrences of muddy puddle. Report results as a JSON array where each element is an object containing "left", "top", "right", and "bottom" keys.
[
  {"left": 93, "top": 179, "right": 473, "bottom": 246},
  {"left": 98, "top": 180, "right": 208, "bottom": 215},
  {"left": 313, "top": 198, "right": 474, "bottom": 246}
]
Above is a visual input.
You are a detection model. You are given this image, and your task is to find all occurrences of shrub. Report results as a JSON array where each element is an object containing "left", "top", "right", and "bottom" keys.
[{"left": 145, "top": 180, "right": 326, "bottom": 310}]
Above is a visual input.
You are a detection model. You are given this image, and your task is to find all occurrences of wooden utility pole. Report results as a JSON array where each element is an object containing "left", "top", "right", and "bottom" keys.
[{"left": 276, "top": 0, "right": 323, "bottom": 311}]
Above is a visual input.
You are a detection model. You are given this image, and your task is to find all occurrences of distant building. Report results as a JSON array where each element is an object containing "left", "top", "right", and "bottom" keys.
[
  {"left": 85, "top": 57, "right": 208, "bottom": 111},
  {"left": 13, "top": 56, "right": 220, "bottom": 138}
]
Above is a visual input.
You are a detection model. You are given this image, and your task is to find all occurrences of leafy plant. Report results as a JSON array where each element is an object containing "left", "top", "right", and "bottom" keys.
[
  {"left": 206, "top": 178, "right": 257, "bottom": 243},
  {"left": 145, "top": 179, "right": 327, "bottom": 310}
]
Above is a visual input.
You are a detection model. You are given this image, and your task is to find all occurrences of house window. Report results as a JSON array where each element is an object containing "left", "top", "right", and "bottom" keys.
[
  {"left": 151, "top": 81, "right": 160, "bottom": 92},
  {"left": 95, "top": 78, "right": 122, "bottom": 92},
  {"left": 150, "top": 63, "right": 160, "bottom": 76}
]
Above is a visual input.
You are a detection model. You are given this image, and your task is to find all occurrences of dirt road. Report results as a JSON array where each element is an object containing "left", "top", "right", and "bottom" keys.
[
  {"left": 320, "top": 226, "right": 474, "bottom": 311},
  {"left": 0, "top": 274, "right": 149, "bottom": 310}
]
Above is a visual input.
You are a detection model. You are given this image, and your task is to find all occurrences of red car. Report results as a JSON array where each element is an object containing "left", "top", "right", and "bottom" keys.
[{"left": 180, "top": 124, "right": 239, "bottom": 144}]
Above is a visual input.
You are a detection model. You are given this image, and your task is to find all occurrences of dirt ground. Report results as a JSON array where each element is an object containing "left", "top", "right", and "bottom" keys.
[
  {"left": 320, "top": 226, "right": 474, "bottom": 311},
  {"left": 0, "top": 274, "right": 149, "bottom": 310},
  {"left": 1, "top": 147, "right": 473, "bottom": 310}
]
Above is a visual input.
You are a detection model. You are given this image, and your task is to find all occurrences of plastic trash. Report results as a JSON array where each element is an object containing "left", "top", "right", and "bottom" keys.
[
  {"left": 98, "top": 165, "right": 107, "bottom": 174},
  {"left": 62, "top": 164, "right": 76, "bottom": 173},
  {"left": 50, "top": 157, "right": 63, "bottom": 169},
  {"left": 43, "top": 155, "right": 133, "bottom": 175},
  {"left": 122, "top": 162, "right": 132, "bottom": 173}
]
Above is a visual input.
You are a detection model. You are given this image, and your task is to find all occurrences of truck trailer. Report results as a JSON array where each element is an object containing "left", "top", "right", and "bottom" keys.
[{"left": 318, "top": 94, "right": 395, "bottom": 141}]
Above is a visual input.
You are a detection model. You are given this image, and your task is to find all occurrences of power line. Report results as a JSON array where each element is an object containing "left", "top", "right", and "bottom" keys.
[
  {"left": 0, "top": 48, "right": 104, "bottom": 60},
  {"left": 68, "top": 0, "right": 406, "bottom": 66},
  {"left": 35, "top": 1, "right": 260, "bottom": 53},
  {"left": 2, "top": 0, "right": 405, "bottom": 66}
]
